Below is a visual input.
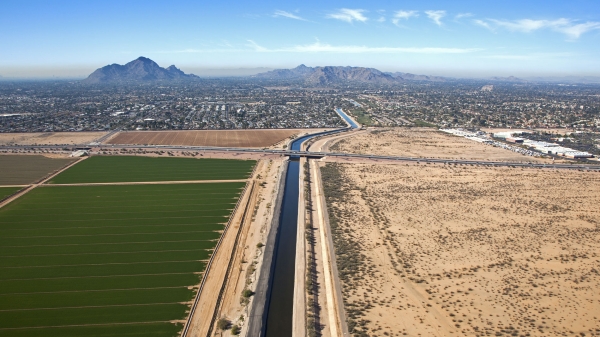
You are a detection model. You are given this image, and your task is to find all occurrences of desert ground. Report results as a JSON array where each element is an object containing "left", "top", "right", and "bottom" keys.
[
  {"left": 330, "top": 128, "right": 553, "bottom": 163},
  {"left": 0, "top": 131, "right": 107, "bottom": 145},
  {"left": 320, "top": 160, "right": 600, "bottom": 337},
  {"left": 186, "top": 158, "right": 286, "bottom": 337},
  {"left": 107, "top": 129, "right": 306, "bottom": 148}
]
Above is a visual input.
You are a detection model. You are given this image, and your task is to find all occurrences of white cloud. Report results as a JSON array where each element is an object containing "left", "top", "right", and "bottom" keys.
[
  {"left": 327, "top": 9, "right": 368, "bottom": 23},
  {"left": 479, "top": 18, "right": 600, "bottom": 39},
  {"left": 473, "top": 19, "right": 493, "bottom": 30},
  {"left": 247, "top": 40, "right": 481, "bottom": 54},
  {"left": 377, "top": 17, "right": 386, "bottom": 22},
  {"left": 273, "top": 10, "right": 307, "bottom": 21},
  {"left": 155, "top": 41, "right": 482, "bottom": 55},
  {"left": 425, "top": 10, "right": 446, "bottom": 26},
  {"left": 392, "top": 10, "right": 418, "bottom": 25},
  {"left": 555, "top": 22, "right": 600, "bottom": 39},
  {"left": 455, "top": 13, "right": 473, "bottom": 20},
  {"left": 488, "top": 18, "right": 567, "bottom": 32}
]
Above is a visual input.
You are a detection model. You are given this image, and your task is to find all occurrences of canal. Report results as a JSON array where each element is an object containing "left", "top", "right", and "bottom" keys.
[{"left": 263, "top": 109, "right": 357, "bottom": 337}]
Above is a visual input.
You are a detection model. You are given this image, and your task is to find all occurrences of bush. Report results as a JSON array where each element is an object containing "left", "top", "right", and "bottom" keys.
[
  {"left": 242, "top": 289, "right": 254, "bottom": 298},
  {"left": 256, "top": 242, "right": 264, "bottom": 248},
  {"left": 217, "top": 318, "right": 230, "bottom": 330},
  {"left": 231, "top": 325, "right": 241, "bottom": 335}
]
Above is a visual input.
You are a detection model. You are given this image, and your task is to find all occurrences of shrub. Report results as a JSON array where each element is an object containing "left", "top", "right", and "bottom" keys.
[
  {"left": 231, "top": 325, "right": 241, "bottom": 335},
  {"left": 217, "top": 318, "right": 230, "bottom": 330}
]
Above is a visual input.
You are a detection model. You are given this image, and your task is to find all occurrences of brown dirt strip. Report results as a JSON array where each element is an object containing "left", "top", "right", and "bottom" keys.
[
  {"left": 43, "top": 179, "right": 248, "bottom": 187},
  {"left": 106, "top": 130, "right": 301, "bottom": 148},
  {"left": 210, "top": 169, "right": 261, "bottom": 332},
  {"left": 184, "top": 170, "right": 258, "bottom": 337}
]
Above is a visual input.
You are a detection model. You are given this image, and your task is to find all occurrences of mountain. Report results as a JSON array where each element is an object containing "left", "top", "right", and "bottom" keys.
[
  {"left": 525, "top": 76, "right": 600, "bottom": 84},
  {"left": 489, "top": 76, "right": 526, "bottom": 83},
  {"left": 82, "top": 57, "right": 197, "bottom": 84},
  {"left": 386, "top": 72, "right": 447, "bottom": 82},
  {"left": 255, "top": 65, "right": 398, "bottom": 85}
]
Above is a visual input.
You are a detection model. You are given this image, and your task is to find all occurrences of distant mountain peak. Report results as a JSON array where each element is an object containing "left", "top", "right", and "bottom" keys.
[
  {"left": 82, "top": 57, "right": 197, "bottom": 84},
  {"left": 256, "top": 65, "right": 398, "bottom": 85}
]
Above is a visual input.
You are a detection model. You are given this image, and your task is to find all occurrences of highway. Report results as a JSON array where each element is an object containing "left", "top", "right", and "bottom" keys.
[{"left": 2, "top": 142, "right": 599, "bottom": 171}]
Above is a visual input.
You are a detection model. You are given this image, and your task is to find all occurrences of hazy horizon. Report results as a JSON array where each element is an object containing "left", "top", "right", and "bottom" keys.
[{"left": 2, "top": 0, "right": 600, "bottom": 79}]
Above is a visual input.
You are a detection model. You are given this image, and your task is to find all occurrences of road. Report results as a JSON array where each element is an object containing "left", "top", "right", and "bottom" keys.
[{"left": 2, "top": 143, "right": 598, "bottom": 171}]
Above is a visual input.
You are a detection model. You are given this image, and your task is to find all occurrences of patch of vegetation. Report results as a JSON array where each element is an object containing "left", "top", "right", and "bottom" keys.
[
  {"left": 321, "top": 163, "right": 370, "bottom": 336},
  {"left": 0, "top": 187, "right": 21, "bottom": 201},
  {"left": 217, "top": 318, "right": 231, "bottom": 330},
  {"left": 412, "top": 120, "right": 438, "bottom": 128},
  {"left": 49, "top": 156, "right": 256, "bottom": 184},
  {"left": 0, "top": 182, "right": 245, "bottom": 336},
  {"left": 350, "top": 109, "right": 374, "bottom": 126}
]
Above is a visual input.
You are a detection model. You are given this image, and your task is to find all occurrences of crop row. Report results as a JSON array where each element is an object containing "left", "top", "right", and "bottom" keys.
[{"left": 48, "top": 156, "right": 256, "bottom": 184}]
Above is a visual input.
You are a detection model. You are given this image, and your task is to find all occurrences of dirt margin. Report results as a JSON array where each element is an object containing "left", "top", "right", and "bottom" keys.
[
  {"left": 183, "top": 174, "right": 255, "bottom": 337},
  {"left": 245, "top": 160, "right": 289, "bottom": 337}
]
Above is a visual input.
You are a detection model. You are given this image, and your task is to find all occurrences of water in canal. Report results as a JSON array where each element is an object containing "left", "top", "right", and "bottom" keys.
[
  {"left": 264, "top": 113, "right": 357, "bottom": 337},
  {"left": 263, "top": 157, "right": 300, "bottom": 337}
]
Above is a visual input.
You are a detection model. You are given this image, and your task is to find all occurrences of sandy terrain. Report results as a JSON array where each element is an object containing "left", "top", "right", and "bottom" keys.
[
  {"left": 320, "top": 161, "right": 600, "bottom": 337},
  {"left": 186, "top": 159, "right": 286, "bottom": 337},
  {"left": 108, "top": 129, "right": 304, "bottom": 148},
  {"left": 330, "top": 128, "right": 551, "bottom": 163},
  {"left": 213, "top": 159, "right": 285, "bottom": 337},
  {"left": 87, "top": 147, "right": 284, "bottom": 161},
  {"left": 0, "top": 131, "right": 106, "bottom": 145}
]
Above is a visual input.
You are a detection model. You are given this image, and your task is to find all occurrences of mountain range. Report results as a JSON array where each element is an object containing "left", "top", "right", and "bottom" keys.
[
  {"left": 255, "top": 64, "right": 400, "bottom": 85},
  {"left": 82, "top": 57, "right": 197, "bottom": 84},
  {"left": 82, "top": 57, "right": 600, "bottom": 85}
]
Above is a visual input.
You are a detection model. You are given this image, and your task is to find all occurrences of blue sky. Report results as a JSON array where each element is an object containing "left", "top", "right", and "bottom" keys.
[{"left": 1, "top": 0, "right": 599, "bottom": 78}]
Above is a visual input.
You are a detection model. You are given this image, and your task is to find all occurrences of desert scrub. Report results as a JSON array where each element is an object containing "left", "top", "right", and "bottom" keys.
[{"left": 321, "top": 163, "right": 370, "bottom": 336}]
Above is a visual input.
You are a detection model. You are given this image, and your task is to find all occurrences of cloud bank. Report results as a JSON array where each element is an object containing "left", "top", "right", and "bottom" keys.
[{"left": 476, "top": 18, "right": 600, "bottom": 39}]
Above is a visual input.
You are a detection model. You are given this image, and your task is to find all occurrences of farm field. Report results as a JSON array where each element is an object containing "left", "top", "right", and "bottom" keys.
[
  {"left": 0, "top": 182, "right": 246, "bottom": 337},
  {"left": 0, "top": 155, "right": 75, "bottom": 185},
  {"left": 0, "top": 187, "right": 21, "bottom": 200},
  {"left": 48, "top": 156, "right": 256, "bottom": 184},
  {"left": 107, "top": 129, "right": 300, "bottom": 148},
  {"left": 0, "top": 131, "right": 107, "bottom": 145}
]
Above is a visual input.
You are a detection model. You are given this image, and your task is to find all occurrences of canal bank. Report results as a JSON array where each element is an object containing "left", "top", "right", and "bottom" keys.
[{"left": 249, "top": 114, "right": 358, "bottom": 337}]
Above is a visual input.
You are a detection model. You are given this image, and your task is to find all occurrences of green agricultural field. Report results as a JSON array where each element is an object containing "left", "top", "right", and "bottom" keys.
[
  {"left": 0, "top": 187, "right": 21, "bottom": 200},
  {"left": 48, "top": 156, "right": 256, "bottom": 184},
  {"left": 0, "top": 155, "right": 75, "bottom": 185},
  {"left": 0, "top": 182, "right": 246, "bottom": 337}
]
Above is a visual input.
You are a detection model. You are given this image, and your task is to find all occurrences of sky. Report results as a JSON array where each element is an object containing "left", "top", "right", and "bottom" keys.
[{"left": 1, "top": 0, "right": 600, "bottom": 78}]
